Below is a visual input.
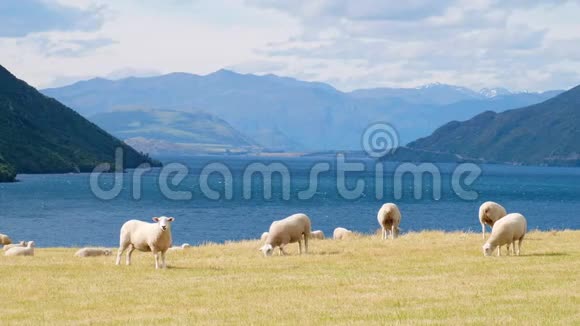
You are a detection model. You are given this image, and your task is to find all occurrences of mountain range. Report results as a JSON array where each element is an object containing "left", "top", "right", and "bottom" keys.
[
  {"left": 42, "top": 70, "right": 562, "bottom": 152},
  {"left": 0, "top": 65, "right": 158, "bottom": 182},
  {"left": 408, "top": 85, "right": 580, "bottom": 166}
]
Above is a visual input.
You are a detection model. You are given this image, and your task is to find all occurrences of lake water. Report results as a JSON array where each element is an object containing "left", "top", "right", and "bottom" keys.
[{"left": 1, "top": 156, "right": 579, "bottom": 247}]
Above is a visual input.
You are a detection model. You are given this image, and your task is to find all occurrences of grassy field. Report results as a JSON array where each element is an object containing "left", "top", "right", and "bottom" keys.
[{"left": 1, "top": 231, "right": 579, "bottom": 325}]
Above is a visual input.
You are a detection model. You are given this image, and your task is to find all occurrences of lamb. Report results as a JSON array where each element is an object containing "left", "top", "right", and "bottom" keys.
[
  {"left": 310, "top": 230, "right": 325, "bottom": 240},
  {"left": 260, "top": 213, "right": 311, "bottom": 256},
  {"left": 333, "top": 227, "right": 353, "bottom": 240},
  {"left": 5, "top": 241, "right": 35, "bottom": 256},
  {"left": 0, "top": 233, "right": 12, "bottom": 245},
  {"left": 260, "top": 232, "right": 269, "bottom": 242},
  {"left": 115, "top": 216, "right": 175, "bottom": 269},
  {"left": 75, "top": 248, "right": 113, "bottom": 257},
  {"left": 479, "top": 201, "right": 507, "bottom": 239},
  {"left": 483, "top": 213, "right": 527, "bottom": 257},
  {"left": 3, "top": 241, "right": 27, "bottom": 251},
  {"left": 168, "top": 243, "right": 191, "bottom": 252},
  {"left": 377, "top": 203, "right": 402, "bottom": 240}
]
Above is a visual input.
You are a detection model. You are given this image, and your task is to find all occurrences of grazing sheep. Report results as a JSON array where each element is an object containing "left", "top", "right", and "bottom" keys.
[
  {"left": 168, "top": 243, "right": 191, "bottom": 252},
  {"left": 5, "top": 241, "right": 35, "bottom": 256},
  {"left": 479, "top": 201, "right": 507, "bottom": 239},
  {"left": 333, "top": 227, "right": 353, "bottom": 240},
  {"left": 260, "top": 213, "right": 311, "bottom": 256},
  {"left": 0, "top": 233, "right": 12, "bottom": 245},
  {"left": 115, "top": 216, "right": 175, "bottom": 269},
  {"left": 3, "top": 241, "right": 27, "bottom": 251},
  {"left": 377, "top": 203, "right": 402, "bottom": 240},
  {"left": 483, "top": 213, "right": 527, "bottom": 257},
  {"left": 260, "top": 232, "right": 269, "bottom": 242},
  {"left": 310, "top": 230, "right": 325, "bottom": 240},
  {"left": 75, "top": 248, "right": 113, "bottom": 257}
]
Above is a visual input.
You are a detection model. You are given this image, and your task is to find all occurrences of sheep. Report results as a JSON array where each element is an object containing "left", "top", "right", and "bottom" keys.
[
  {"left": 483, "top": 213, "right": 527, "bottom": 257},
  {"left": 260, "top": 232, "right": 269, "bottom": 242},
  {"left": 115, "top": 216, "right": 175, "bottom": 269},
  {"left": 333, "top": 227, "right": 353, "bottom": 240},
  {"left": 310, "top": 230, "right": 325, "bottom": 240},
  {"left": 5, "top": 241, "right": 35, "bottom": 256},
  {"left": 3, "top": 241, "right": 27, "bottom": 251},
  {"left": 479, "top": 201, "right": 507, "bottom": 239},
  {"left": 168, "top": 243, "right": 191, "bottom": 252},
  {"left": 75, "top": 248, "right": 113, "bottom": 257},
  {"left": 0, "top": 233, "right": 12, "bottom": 245},
  {"left": 259, "top": 213, "right": 311, "bottom": 256},
  {"left": 377, "top": 203, "right": 402, "bottom": 240}
]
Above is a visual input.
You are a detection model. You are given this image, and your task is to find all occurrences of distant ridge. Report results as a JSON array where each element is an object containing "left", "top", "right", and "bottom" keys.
[
  {"left": 408, "top": 84, "right": 580, "bottom": 166},
  {"left": 42, "top": 70, "right": 563, "bottom": 151},
  {"left": 0, "top": 65, "right": 159, "bottom": 181}
]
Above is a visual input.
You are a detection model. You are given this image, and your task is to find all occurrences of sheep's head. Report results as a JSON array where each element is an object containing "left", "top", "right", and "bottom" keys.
[
  {"left": 259, "top": 244, "right": 274, "bottom": 257},
  {"left": 104, "top": 249, "right": 112, "bottom": 256},
  {"left": 153, "top": 216, "right": 175, "bottom": 232},
  {"left": 482, "top": 243, "right": 493, "bottom": 256},
  {"left": 28, "top": 241, "right": 35, "bottom": 248}
]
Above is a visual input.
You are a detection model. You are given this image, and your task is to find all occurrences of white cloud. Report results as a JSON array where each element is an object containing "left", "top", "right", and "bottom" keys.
[{"left": 0, "top": 0, "right": 579, "bottom": 91}]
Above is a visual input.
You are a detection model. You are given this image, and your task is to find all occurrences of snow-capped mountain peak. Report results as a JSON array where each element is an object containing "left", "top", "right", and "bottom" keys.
[{"left": 479, "top": 87, "right": 512, "bottom": 98}]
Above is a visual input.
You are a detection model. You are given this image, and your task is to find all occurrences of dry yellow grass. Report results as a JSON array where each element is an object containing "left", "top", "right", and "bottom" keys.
[{"left": 1, "top": 231, "right": 579, "bottom": 325}]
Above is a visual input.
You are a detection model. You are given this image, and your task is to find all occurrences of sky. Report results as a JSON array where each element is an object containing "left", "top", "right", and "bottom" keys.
[{"left": 1, "top": 0, "right": 580, "bottom": 91}]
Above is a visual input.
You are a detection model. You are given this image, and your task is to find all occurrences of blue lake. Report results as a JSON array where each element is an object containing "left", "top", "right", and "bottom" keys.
[{"left": 1, "top": 156, "right": 579, "bottom": 247}]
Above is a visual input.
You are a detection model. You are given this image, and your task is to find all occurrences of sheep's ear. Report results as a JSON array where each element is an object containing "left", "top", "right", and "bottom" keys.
[
  {"left": 167, "top": 217, "right": 175, "bottom": 222},
  {"left": 152, "top": 217, "right": 160, "bottom": 222}
]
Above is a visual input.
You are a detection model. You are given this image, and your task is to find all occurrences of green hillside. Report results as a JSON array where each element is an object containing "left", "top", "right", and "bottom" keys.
[
  {"left": 408, "top": 84, "right": 580, "bottom": 165},
  {"left": 0, "top": 65, "right": 159, "bottom": 181}
]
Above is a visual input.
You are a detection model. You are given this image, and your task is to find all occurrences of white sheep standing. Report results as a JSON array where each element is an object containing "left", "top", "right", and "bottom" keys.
[
  {"left": 0, "top": 233, "right": 12, "bottom": 245},
  {"left": 75, "top": 248, "right": 113, "bottom": 257},
  {"left": 260, "top": 213, "right": 311, "bottom": 256},
  {"left": 310, "top": 230, "right": 325, "bottom": 240},
  {"left": 168, "top": 243, "right": 191, "bottom": 252},
  {"left": 377, "top": 203, "right": 402, "bottom": 240},
  {"left": 483, "top": 213, "right": 527, "bottom": 257},
  {"left": 260, "top": 232, "right": 269, "bottom": 242},
  {"left": 333, "top": 227, "right": 353, "bottom": 240},
  {"left": 3, "top": 241, "right": 27, "bottom": 251},
  {"left": 5, "top": 241, "right": 35, "bottom": 256},
  {"left": 479, "top": 201, "right": 507, "bottom": 239},
  {"left": 115, "top": 216, "right": 175, "bottom": 269}
]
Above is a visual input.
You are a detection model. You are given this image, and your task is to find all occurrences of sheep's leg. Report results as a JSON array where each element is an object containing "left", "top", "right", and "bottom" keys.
[
  {"left": 126, "top": 245, "right": 135, "bottom": 265},
  {"left": 517, "top": 238, "right": 523, "bottom": 256},
  {"left": 506, "top": 243, "right": 512, "bottom": 256},
  {"left": 279, "top": 246, "right": 288, "bottom": 256},
  {"left": 391, "top": 225, "right": 396, "bottom": 239},
  {"left": 116, "top": 243, "right": 129, "bottom": 266},
  {"left": 482, "top": 224, "right": 486, "bottom": 240},
  {"left": 304, "top": 235, "right": 309, "bottom": 254},
  {"left": 382, "top": 227, "right": 386, "bottom": 240},
  {"left": 298, "top": 240, "right": 302, "bottom": 254},
  {"left": 161, "top": 251, "right": 167, "bottom": 269},
  {"left": 153, "top": 250, "right": 160, "bottom": 269},
  {"left": 497, "top": 246, "right": 501, "bottom": 256}
]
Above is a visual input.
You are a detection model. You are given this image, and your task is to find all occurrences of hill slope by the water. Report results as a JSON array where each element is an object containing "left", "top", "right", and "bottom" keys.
[
  {"left": 0, "top": 65, "right": 158, "bottom": 178},
  {"left": 90, "top": 108, "right": 259, "bottom": 155},
  {"left": 408, "top": 84, "right": 580, "bottom": 165}
]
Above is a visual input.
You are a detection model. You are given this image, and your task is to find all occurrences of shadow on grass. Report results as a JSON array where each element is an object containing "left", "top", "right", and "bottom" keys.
[
  {"left": 521, "top": 252, "right": 568, "bottom": 257},
  {"left": 166, "top": 265, "right": 196, "bottom": 270}
]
